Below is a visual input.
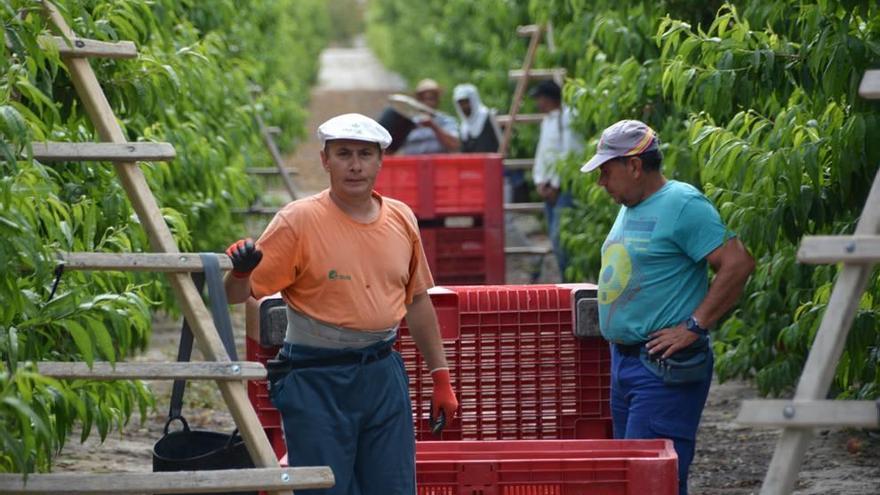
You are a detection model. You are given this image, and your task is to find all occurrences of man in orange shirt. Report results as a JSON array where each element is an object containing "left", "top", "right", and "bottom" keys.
[{"left": 224, "top": 113, "right": 458, "bottom": 495}]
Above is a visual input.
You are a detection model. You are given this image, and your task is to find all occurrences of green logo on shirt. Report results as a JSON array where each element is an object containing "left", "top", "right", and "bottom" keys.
[{"left": 328, "top": 269, "right": 352, "bottom": 281}]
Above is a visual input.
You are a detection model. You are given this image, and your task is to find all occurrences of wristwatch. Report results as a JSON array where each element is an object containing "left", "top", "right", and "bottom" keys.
[{"left": 685, "top": 315, "right": 709, "bottom": 335}]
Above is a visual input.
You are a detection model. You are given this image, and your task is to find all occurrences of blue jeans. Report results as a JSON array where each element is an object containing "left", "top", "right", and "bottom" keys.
[
  {"left": 270, "top": 340, "right": 415, "bottom": 495},
  {"left": 544, "top": 192, "right": 573, "bottom": 280},
  {"left": 610, "top": 343, "right": 713, "bottom": 495}
]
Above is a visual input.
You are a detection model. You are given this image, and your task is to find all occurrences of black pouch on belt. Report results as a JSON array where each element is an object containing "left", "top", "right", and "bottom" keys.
[
  {"left": 639, "top": 334, "right": 711, "bottom": 385},
  {"left": 266, "top": 356, "right": 293, "bottom": 388}
]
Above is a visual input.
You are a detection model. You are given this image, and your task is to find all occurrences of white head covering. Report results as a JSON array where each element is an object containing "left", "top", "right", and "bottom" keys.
[
  {"left": 317, "top": 113, "right": 393, "bottom": 149},
  {"left": 453, "top": 84, "right": 495, "bottom": 141}
]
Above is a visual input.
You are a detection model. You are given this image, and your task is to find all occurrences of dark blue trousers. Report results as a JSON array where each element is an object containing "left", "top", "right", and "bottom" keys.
[
  {"left": 544, "top": 192, "right": 574, "bottom": 278},
  {"left": 610, "top": 344, "right": 713, "bottom": 495},
  {"left": 270, "top": 340, "right": 415, "bottom": 495}
]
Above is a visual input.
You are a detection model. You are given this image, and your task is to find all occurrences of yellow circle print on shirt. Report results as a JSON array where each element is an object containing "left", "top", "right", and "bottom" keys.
[{"left": 599, "top": 243, "right": 632, "bottom": 304}]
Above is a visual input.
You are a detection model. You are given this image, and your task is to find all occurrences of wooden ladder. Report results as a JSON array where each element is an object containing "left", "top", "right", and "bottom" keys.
[
  {"left": 232, "top": 86, "right": 302, "bottom": 227},
  {"left": 0, "top": 2, "right": 333, "bottom": 493},
  {"left": 735, "top": 70, "right": 880, "bottom": 494},
  {"left": 245, "top": 85, "right": 303, "bottom": 202},
  {"left": 500, "top": 24, "right": 567, "bottom": 257}
]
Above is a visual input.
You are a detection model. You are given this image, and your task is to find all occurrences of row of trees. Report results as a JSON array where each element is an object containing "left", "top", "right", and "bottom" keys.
[
  {"left": 367, "top": 0, "right": 880, "bottom": 399},
  {"left": 0, "top": 0, "right": 329, "bottom": 473}
]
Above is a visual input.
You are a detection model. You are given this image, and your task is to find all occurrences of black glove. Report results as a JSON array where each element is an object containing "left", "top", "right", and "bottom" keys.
[{"left": 225, "top": 238, "right": 263, "bottom": 277}]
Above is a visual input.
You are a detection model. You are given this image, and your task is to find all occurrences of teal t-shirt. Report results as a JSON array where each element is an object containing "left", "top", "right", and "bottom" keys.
[{"left": 598, "top": 180, "right": 732, "bottom": 344}]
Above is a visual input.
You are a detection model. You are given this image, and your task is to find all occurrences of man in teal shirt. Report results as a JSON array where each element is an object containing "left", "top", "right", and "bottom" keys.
[{"left": 581, "top": 120, "right": 755, "bottom": 495}]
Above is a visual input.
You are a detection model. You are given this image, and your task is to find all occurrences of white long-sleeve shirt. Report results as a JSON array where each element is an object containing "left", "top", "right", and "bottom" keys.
[{"left": 533, "top": 106, "right": 584, "bottom": 188}]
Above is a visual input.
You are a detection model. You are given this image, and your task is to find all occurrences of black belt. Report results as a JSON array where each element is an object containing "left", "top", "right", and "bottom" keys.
[
  {"left": 288, "top": 345, "right": 392, "bottom": 369},
  {"left": 267, "top": 345, "right": 393, "bottom": 384},
  {"left": 614, "top": 342, "right": 645, "bottom": 357},
  {"left": 266, "top": 345, "right": 391, "bottom": 380}
]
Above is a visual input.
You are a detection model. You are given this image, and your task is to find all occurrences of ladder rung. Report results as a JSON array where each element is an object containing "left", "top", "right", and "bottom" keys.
[
  {"left": 37, "top": 361, "right": 266, "bottom": 380},
  {"left": 30, "top": 142, "right": 176, "bottom": 162},
  {"left": 497, "top": 114, "right": 546, "bottom": 126},
  {"left": 505, "top": 202, "right": 545, "bottom": 213},
  {"left": 737, "top": 399, "right": 880, "bottom": 428},
  {"left": 517, "top": 24, "right": 541, "bottom": 36},
  {"left": 503, "top": 158, "right": 534, "bottom": 170},
  {"left": 266, "top": 126, "right": 282, "bottom": 135},
  {"left": 859, "top": 69, "right": 880, "bottom": 99},
  {"left": 42, "top": 35, "right": 138, "bottom": 59},
  {"left": 505, "top": 246, "right": 552, "bottom": 255},
  {"left": 797, "top": 235, "right": 880, "bottom": 264},
  {"left": 59, "top": 252, "right": 233, "bottom": 272},
  {"left": 246, "top": 167, "right": 299, "bottom": 176},
  {"left": 508, "top": 68, "right": 566, "bottom": 81},
  {"left": 0, "top": 467, "right": 335, "bottom": 493},
  {"left": 233, "top": 206, "right": 282, "bottom": 215}
]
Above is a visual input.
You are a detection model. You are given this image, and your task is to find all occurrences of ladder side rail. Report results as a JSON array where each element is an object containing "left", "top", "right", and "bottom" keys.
[
  {"left": 499, "top": 26, "right": 543, "bottom": 157},
  {"left": 40, "top": 3, "right": 289, "bottom": 492},
  {"left": 758, "top": 172, "right": 880, "bottom": 494}
]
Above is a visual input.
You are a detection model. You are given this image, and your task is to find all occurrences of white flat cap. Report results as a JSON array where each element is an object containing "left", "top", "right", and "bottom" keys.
[{"left": 317, "top": 113, "right": 392, "bottom": 149}]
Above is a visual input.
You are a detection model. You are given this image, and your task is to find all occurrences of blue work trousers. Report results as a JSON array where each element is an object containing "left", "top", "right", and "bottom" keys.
[
  {"left": 270, "top": 340, "right": 415, "bottom": 495},
  {"left": 544, "top": 192, "right": 573, "bottom": 279},
  {"left": 610, "top": 344, "right": 713, "bottom": 495}
]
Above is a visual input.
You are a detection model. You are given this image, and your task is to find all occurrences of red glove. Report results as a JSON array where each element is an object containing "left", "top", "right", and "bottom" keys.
[
  {"left": 431, "top": 368, "right": 458, "bottom": 421},
  {"left": 225, "top": 238, "right": 263, "bottom": 278}
]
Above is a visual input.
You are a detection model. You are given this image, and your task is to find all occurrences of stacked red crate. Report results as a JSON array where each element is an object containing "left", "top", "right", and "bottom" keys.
[
  {"left": 374, "top": 153, "right": 504, "bottom": 284},
  {"left": 244, "top": 336, "right": 285, "bottom": 459}
]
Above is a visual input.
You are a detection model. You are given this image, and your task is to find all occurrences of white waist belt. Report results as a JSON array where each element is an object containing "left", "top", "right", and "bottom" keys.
[{"left": 285, "top": 306, "right": 397, "bottom": 349}]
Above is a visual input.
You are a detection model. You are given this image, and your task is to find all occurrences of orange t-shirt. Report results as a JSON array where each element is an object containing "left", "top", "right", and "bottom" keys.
[{"left": 250, "top": 189, "right": 434, "bottom": 331}]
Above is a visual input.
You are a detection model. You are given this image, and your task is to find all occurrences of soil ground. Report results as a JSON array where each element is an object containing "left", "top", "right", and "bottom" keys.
[{"left": 55, "top": 38, "right": 879, "bottom": 494}]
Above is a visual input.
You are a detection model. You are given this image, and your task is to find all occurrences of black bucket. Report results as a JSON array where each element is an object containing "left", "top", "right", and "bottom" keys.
[{"left": 152, "top": 417, "right": 256, "bottom": 495}]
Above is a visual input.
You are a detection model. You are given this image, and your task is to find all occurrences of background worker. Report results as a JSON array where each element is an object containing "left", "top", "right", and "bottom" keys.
[
  {"left": 581, "top": 119, "right": 755, "bottom": 495},
  {"left": 452, "top": 83, "right": 501, "bottom": 152},
  {"left": 224, "top": 113, "right": 458, "bottom": 495},
  {"left": 398, "top": 78, "right": 460, "bottom": 154},
  {"left": 530, "top": 80, "right": 584, "bottom": 280}
]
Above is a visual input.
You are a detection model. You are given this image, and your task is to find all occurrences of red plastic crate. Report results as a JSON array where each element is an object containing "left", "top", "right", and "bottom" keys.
[
  {"left": 397, "top": 284, "right": 611, "bottom": 441},
  {"left": 264, "top": 426, "right": 286, "bottom": 460},
  {"left": 246, "top": 284, "right": 609, "bottom": 444},
  {"left": 245, "top": 336, "right": 283, "bottom": 432},
  {"left": 421, "top": 227, "right": 504, "bottom": 285},
  {"left": 374, "top": 153, "right": 504, "bottom": 226},
  {"left": 415, "top": 439, "right": 678, "bottom": 495}
]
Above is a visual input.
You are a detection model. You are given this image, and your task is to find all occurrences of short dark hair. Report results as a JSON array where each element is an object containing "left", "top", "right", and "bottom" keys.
[
  {"left": 635, "top": 149, "right": 663, "bottom": 172},
  {"left": 529, "top": 80, "right": 561, "bottom": 102}
]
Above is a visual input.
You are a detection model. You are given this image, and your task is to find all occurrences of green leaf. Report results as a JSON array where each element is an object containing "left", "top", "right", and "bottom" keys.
[
  {"left": 87, "top": 317, "right": 116, "bottom": 363},
  {"left": 66, "top": 321, "right": 94, "bottom": 366},
  {"left": 0, "top": 105, "right": 29, "bottom": 142}
]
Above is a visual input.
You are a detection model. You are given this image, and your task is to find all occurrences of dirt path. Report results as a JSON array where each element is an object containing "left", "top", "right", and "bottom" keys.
[
  {"left": 282, "top": 36, "right": 407, "bottom": 196},
  {"left": 55, "top": 36, "right": 879, "bottom": 495}
]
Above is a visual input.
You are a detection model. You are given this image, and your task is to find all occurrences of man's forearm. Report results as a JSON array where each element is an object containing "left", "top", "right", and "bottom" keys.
[
  {"left": 427, "top": 120, "right": 461, "bottom": 151},
  {"left": 694, "top": 262, "right": 753, "bottom": 328},
  {"left": 405, "top": 293, "right": 449, "bottom": 371},
  {"left": 224, "top": 272, "right": 252, "bottom": 304}
]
